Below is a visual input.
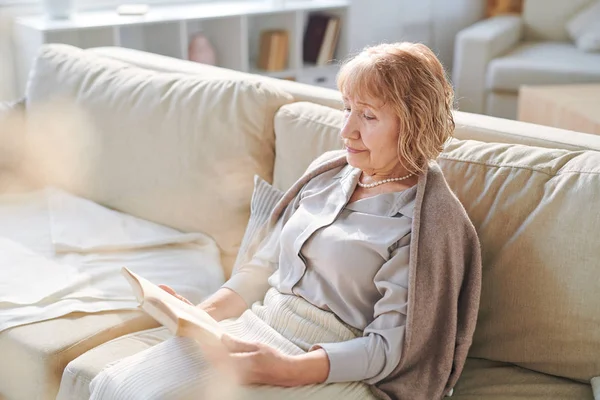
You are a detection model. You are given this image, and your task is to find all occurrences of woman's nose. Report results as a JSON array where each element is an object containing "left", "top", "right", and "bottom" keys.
[{"left": 340, "top": 114, "right": 359, "bottom": 139}]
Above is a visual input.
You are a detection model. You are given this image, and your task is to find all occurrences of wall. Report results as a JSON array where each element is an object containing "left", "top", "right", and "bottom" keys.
[
  {"left": 348, "top": 0, "right": 487, "bottom": 73},
  {"left": 431, "top": 0, "right": 487, "bottom": 72}
]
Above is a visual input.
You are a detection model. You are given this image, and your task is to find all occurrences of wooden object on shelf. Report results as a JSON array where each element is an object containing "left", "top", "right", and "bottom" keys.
[
  {"left": 486, "top": 0, "right": 523, "bottom": 17},
  {"left": 303, "top": 13, "right": 341, "bottom": 66},
  {"left": 518, "top": 84, "right": 600, "bottom": 135},
  {"left": 257, "top": 30, "right": 289, "bottom": 72}
]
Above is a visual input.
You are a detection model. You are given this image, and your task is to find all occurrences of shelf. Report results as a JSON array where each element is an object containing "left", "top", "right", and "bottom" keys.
[
  {"left": 16, "top": 0, "right": 350, "bottom": 32},
  {"left": 249, "top": 67, "right": 298, "bottom": 79},
  {"left": 187, "top": 16, "right": 247, "bottom": 71},
  {"left": 119, "top": 22, "right": 185, "bottom": 59},
  {"left": 45, "top": 27, "right": 116, "bottom": 49},
  {"left": 13, "top": 0, "right": 351, "bottom": 94}
]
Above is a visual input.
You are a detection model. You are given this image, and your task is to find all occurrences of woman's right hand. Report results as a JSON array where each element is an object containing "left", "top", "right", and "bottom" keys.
[
  {"left": 158, "top": 286, "right": 248, "bottom": 323},
  {"left": 159, "top": 284, "right": 193, "bottom": 305}
]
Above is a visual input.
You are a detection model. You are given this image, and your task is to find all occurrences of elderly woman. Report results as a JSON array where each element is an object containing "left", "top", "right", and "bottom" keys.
[{"left": 89, "top": 42, "right": 481, "bottom": 400}]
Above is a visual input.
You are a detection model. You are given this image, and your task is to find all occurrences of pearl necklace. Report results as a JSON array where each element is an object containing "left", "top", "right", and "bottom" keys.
[{"left": 357, "top": 173, "right": 413, "bottom": 188}]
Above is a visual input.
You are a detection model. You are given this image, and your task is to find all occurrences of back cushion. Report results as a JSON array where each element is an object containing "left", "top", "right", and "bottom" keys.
[
  {"left": 440, "top": 139, "right": 600, "bottom": 382},
  {"left": 274, "top": 101, "right": 600, "bottom": 381},
  {"left": 24, "top": 44, "right": 293, "bottom": 276},
  {"left": 273, "top": 102, "right": 343, "bottom": 191},
  {"left": 523, "top": 0, "right": 594, "bottom": 41}
]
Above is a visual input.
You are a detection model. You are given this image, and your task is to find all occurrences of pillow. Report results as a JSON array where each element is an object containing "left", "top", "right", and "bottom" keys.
[
  {"left": 232, "top": 175, "right": 283, "bottom": 274},
  {"left": 567, "top": 1, "right": 600, "bottom": 52}
]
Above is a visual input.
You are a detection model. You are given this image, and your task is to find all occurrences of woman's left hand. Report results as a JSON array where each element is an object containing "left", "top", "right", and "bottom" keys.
[{"left": 220, "top": 334, "right": 299, "bottom": 387}]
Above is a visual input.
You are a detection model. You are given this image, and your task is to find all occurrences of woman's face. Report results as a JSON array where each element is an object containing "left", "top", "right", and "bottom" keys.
[{"left": 340, "top": 94, "right": 402, "bottom": 176}]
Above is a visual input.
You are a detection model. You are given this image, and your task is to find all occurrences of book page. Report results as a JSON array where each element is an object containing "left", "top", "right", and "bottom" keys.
[{"left": 121, "top": 267, "right": 224, "bottom": 344}]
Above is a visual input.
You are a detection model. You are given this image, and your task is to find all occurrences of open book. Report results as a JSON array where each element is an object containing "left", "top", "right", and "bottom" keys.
[{"left": 122, "top": 267, "right": 225, "bottom": 348}]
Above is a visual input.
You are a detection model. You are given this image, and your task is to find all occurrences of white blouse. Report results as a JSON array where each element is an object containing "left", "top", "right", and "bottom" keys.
[{"left": 224, "top": 165, "right": 416, "bottom": 384}]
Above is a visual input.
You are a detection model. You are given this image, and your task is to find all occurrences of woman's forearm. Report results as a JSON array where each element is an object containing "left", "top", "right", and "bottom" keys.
[
  {"left": 197, "top": 287, "right": 247, "bottom": 322},
  {"left": 287, "top": 349, "right": 330, "bottom": 386}
]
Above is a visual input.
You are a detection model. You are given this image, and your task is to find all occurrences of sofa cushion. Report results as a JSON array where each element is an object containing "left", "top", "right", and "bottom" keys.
[
  {"left": 452, "top": 358, "right": 594, "bottom": 399},
  {"left": 486, "top": 42, "right": 600, "bottom": 92},
  {"left": 88, "top": 47, "right": 343, "bottom": 110},
  {"left": 0, "top": 310, "right": 158, "bottom": 400},
  {"left": 272, "top": 102, "right": 343, "bottom": 191},
  {"left": 24, "top": 44, "right": 294, "bottom": 277},
  {"left": 271, "top": 103, "right": 600, "bottom": 192},
  {"left": 523, "top": 0, "right": 594, "bottom": 41},
  {"left": 439, "top": 138, "right": 600, "bottom": 382},
  {"left": 566, "top": 1, "right": 600, "bottom": 53}
]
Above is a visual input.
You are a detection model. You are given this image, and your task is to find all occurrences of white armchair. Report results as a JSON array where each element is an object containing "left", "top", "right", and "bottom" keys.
[{"left": 453, "top": 0, "right": 600, "bottom": 120}]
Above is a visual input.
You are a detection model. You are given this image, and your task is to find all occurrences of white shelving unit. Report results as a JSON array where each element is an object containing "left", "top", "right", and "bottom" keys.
[{"left": 13, "top": 0, "right": 350, "bottom": 93}]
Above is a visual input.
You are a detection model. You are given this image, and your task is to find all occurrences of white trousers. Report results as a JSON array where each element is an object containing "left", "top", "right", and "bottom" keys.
[{"left": 88, "top": 288, "right": 379, "bottom": 400}]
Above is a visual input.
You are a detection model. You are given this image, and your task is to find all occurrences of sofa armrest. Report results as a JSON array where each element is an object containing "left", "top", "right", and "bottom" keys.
[{"left": 452, "top": 15, "right": 523, "bottom": 114}]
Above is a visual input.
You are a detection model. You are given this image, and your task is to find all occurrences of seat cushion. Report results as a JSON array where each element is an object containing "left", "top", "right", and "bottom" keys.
[
  {"left": 0, "top": 310, "right": 158, "bottom": 400},
  {"left": 25, "top": 44, "right": 294, "bottom": 277},
  {"left": 486, "top": 42, "right": 600, "bottom": 92},
  {"left": 452, "top": 358, "right": 593, "bottom": 399}
]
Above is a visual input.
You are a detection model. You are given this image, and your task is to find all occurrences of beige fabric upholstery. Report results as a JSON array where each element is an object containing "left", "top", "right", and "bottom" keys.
[
  {"left": 452, "top": 358, "right": 593, "bottom": 399},
  {"left": 486, "top": 42, "right": 600, "bottom": 93},
  {"left": 25, "top": 44, "right": 294, "bottom": 277},
  {"left": 0, "top": 311, "right": 158, "bottom": 400},
  {"left": 273, "top": 102, "right": 343, "bottom": 191},
  {"left": 522, "top": 0, "right": 594, "bottom": 41},
  {"left": 439, "top": 139, "right": 600, "bottom": 382},
  {"left": 454, "top": 110, "right": 600, "bottom": 151},
  {"left": 88, "top": 46, "right": 344, "bottom": 111},
  {"left": 272, "top": 103, "right": 600, "bottom": 192}
]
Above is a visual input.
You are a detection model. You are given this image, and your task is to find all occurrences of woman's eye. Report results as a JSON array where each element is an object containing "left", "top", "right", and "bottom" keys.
[
  {"left": 343, "top": 107, "right": 351, "bottom": 113},
  {"left": 363, "top": 114, "right": 375, "bottom": 120}
]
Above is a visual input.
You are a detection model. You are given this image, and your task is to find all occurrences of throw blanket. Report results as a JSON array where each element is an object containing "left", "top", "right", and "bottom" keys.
[
  {"left": 0, "top": 188, "right": 224, "bottom": 332},
  {"left": 258, "top": 151, "right": 483, "bottom": 400}
]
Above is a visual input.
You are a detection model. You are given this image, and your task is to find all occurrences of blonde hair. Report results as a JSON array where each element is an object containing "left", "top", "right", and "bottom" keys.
[{"left": 337, "top": 42, "right": 455, "bottom": 175}]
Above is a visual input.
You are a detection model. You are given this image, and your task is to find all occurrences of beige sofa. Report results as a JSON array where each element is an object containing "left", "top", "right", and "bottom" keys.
[
  {"left": 1, "top": 44, "right": 599, "bottom": 400},
  {"left": 453, "top": 0, "right": 600, "bottom": 120}
]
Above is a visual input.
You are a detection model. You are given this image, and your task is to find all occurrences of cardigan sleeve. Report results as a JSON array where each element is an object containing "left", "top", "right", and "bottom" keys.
[
  {"left": 221, "top": 192, "right": 302, "bottom": 307},
  {"left": 310, "top": 233, "right": 411, "bottom": 384}
]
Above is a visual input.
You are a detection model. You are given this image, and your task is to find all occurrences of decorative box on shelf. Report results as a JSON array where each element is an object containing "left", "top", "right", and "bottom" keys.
[{"left": 13, "top": 0, "right": 350, "bottom": 93}]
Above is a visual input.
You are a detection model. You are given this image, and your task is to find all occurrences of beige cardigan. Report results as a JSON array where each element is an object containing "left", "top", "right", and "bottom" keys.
[{"left": 265, "top": 151, "right": 482, "bottom": 400}]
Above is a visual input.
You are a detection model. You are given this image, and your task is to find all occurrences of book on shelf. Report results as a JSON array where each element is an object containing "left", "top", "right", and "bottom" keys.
[
  {"left": 257, "top": 30, "right": 289, "bottom": 72},
  {"left": 303, "top": 13, "right": 341, "bottom": 66},
  {"left": 121, "top": 267, "right": 225, "bottom": 348}
]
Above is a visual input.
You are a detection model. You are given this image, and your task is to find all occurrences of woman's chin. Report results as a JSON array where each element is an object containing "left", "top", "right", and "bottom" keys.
[{"left": 345, "top": 152, "right": 364, "bottom": 168}]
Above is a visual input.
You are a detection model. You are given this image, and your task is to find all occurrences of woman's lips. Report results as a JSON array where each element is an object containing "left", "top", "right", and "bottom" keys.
[{"left": 345, "top": 146, "right": 366, "bottom": 154}]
